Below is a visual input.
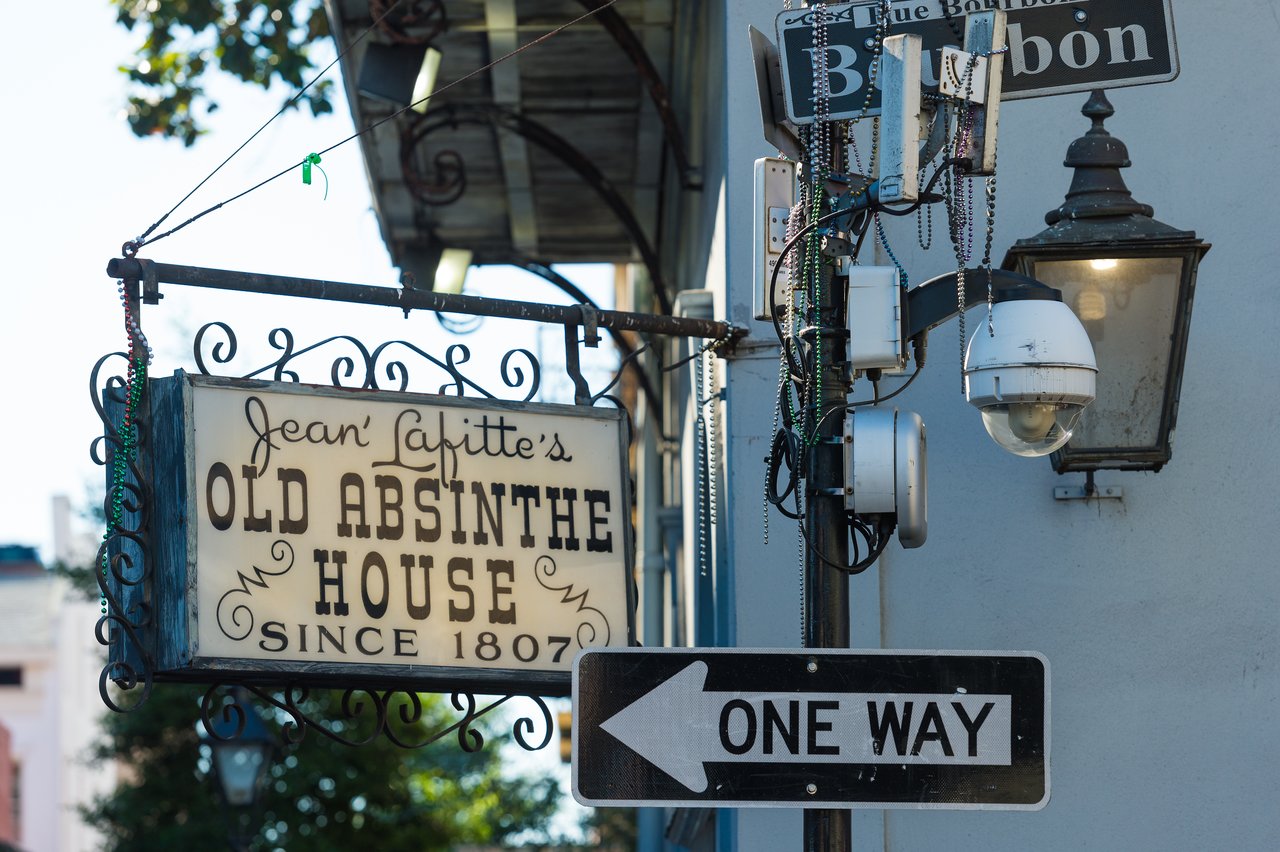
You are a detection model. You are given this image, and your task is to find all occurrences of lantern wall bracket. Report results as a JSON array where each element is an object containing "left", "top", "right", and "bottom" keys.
[{"left": 1053, "top": 472, "right": 1123, "bottom": 502}]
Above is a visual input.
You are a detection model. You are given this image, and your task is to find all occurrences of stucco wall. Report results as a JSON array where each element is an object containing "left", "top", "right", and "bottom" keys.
[
  {"left": 0, "top": 575, "right": 113, "bottom": 852},
  {"left": 708, "top": 2, "right": 1280, "bottom": 849}
]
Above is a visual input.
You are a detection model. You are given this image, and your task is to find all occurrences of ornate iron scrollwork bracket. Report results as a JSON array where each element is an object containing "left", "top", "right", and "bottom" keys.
[
  {"left": 200, "top": 684, "right": 554, "bottom": 753},
  {"left": 192, "top": 321, "right": 544, "bottom": 401},
  {"left": 90, "top": 350, "right": 156, "bottom": 711}
]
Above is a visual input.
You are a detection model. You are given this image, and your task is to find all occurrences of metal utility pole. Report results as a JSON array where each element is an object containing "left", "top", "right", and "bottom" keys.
[
  {"left": 802, "top": 257, "right": 851, "bottom": 650},
  {"left": 803, "top": 242, "right": 851, "bottom": 851}
]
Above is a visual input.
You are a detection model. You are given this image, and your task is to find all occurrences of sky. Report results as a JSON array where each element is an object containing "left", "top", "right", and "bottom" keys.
[{"left": 0, "top": 1, "right": 615, "bottom": 565}]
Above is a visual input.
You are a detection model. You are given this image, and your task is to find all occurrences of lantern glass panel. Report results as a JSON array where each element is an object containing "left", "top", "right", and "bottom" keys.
[
  {"left": 1032, "top": 257, "right": 1181, "bottom": 450},
  {"left": 214, "top": 742, "right": 268, "bottom": 807}
]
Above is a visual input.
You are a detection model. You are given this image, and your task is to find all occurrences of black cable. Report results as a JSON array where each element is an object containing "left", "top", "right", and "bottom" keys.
[
  {"left": 767, "top": 161, "right": 954, "bottom": 358},
  {"left": 875, "top": 160, "right": 959, "bottom": 216},
  {"left": 801, "top": 361, "right": 923, "bottom": 445},
  {"left": 763, "top": 160, "right": 959, "bottom": 579},
  {"left": 795, "top": 509, "right": 889, "bottom": 575},
  {"left": 771, "top": 214, "right": 861, "bottom": 390},
  {"left": 129, "top": 0, "right": 407, "bottom": 250},
  {"left": 129, "top": 0, "right": 624, "bottom": 253},
  {"left": 777, "top": 376, "right": 795, "bottom": 432},
  {"left": 662, "top": 337, "right": 725, "bottom": 373},
  {"left": 766, "top": 429, "right": 801, "bottom": 519},
  {"left": 849, "top": 361, "right": 922, "bottom": 407},
  {"left": 593, "top": 343, "right": 650, "bottom": 401},
  {"left": 848, "top": 517, "right": 893, "bottom": 573}
]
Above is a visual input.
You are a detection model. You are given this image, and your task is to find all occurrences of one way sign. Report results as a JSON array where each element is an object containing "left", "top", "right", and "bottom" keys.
[{"left": 572, "top": 648, "right": 1048, "bottom": 810}]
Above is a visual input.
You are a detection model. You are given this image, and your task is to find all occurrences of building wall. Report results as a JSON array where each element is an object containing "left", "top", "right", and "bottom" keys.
[
  {"left": 683, "top": 1, "right": 1280, "bottom": 849},
  {"left": 0, "top": 559, "right": 114, "bottom": 852},
  {"left": 0, "top": 722, "right": 16, "bottom": 845}
]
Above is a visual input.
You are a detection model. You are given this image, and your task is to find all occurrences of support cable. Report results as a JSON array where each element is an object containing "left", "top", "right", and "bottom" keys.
[
  {"left": 125, "top": 0, "right": 623, "bottom": 255},
  {"left": 127, "top": 0, "right": 409, "bottom": 253}
]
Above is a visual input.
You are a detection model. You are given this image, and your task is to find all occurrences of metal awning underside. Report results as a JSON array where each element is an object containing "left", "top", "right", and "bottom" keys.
[{"left": 326, "top": 0, "right": 679, "bottom": 283}]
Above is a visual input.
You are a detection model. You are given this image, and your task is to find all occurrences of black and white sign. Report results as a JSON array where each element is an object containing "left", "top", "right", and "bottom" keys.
[
  {"left": 777, "top": 0, "right": 1179, "bottom": 123},
  {"left": 141, "top": 373, "right": 634, "bottom": 695},
  {"left": 573, "top": 648, "right": 1048, "bottom": 809}
]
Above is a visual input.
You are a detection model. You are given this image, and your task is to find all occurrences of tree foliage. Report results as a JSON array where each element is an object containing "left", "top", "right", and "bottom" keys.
[
  {"left": 111, "top": 0, "right": 334, "bottom": 145},
  {"left": 83, "top": 685, "right": 562, "bottom": 851}
]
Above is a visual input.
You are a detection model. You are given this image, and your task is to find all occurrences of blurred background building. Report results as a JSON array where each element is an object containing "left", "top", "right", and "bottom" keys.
[{"left": 0, "top": 501, "right": 114, "bottom": 852}]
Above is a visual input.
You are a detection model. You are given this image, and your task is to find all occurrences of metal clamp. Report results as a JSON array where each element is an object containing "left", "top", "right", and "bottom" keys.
[
  {"left": 137, "top": 258, "right": 163, "bottom": 305},
  {"left": 579, "top": 303, "right": 600, "bottom": 348}
]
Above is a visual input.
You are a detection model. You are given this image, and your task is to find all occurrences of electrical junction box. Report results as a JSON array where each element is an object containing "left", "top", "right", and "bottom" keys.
[
  {"left": 843, "top": 408, "right": 927, "bottom": 549},
  {"left": 753, "top": 157, "right": 796, "bottom": 322},
  {"left": 848, "top": 266, "right": 906, "bottom": 373}
]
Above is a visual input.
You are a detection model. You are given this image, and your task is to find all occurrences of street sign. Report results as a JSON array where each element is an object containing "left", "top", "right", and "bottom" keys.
[
  {"left": 777, "top": 0, "right": 1179, "bottom": 123},
  {"left": 573, "top": 648, "right": 1048, "bottom": 809},
  {"left": 127, "top": 373, "right": 635, "bottom": 696}
]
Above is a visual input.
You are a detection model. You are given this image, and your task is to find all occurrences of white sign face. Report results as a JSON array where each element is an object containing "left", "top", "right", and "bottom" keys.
[{"left": 185, "top": 378, "right": 631, "bottom": 685}]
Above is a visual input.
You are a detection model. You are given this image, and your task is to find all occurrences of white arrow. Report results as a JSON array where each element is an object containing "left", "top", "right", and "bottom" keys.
[
  {"left": 597, "top": 660, "right": 1012, "bottom": 793},
  {"left": 599, "top": 660, "right": 722, "bottom": 791}
]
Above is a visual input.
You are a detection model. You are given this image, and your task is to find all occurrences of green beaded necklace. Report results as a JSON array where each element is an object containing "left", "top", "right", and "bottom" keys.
[{"left": 101, "top": 281, "right": 151, "bottom": 616}]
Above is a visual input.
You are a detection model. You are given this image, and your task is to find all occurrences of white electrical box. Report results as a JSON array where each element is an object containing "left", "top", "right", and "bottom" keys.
[
  {"left": 753, "top": 157, "right": 796, "bottom": 322},
  {"left": 848, "top": 266, "right": 906, "bottom": 372},
  {"left": 843, "top": 408, "right": 927, "bottom": 549}
]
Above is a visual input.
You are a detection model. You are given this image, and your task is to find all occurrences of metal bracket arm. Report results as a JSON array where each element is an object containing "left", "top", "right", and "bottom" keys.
[
  {"left": 903, "top": 268, "right": 1053, "bottom": 340},
  {"left": 105, "top": 258, "right": 744, "bottom": 345}
]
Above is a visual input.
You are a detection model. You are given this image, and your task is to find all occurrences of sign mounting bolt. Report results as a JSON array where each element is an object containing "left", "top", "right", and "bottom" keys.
[
  {"left": 1073, "top": 9, "right": 1088, "bottom": 23},
  {"left": 806, "top": 783, "right": 818, "bottom": 795},
  {"left": 807, "top": 659, "right": 818, "bottom": 673}
]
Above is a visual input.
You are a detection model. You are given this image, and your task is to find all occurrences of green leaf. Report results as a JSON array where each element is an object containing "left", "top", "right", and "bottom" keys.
[
  {"left": 83, "top": 685, "right": 563, "bottom": 850},
  {"left": 112, "top": 0, "right": 335, "bottom": 144}
]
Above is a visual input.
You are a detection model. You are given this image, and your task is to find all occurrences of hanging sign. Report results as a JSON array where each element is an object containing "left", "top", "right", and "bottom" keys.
[
  {"left": 574, "top": 648, "right": 1049, "bottom": 809},
  {"left": 777, "top": 0, "right": 1179, "bottom": 123},
  {"left": 136, "top": 373, "right": 634, "bottom": 695}
]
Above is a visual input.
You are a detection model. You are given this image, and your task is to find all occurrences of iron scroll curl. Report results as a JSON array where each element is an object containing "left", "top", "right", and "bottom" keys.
[
  {"left": 192, "top": 322, "right": 542, "bottom": 401},
  {"left": 91, "top": 351, "right": 156, "bottom": 713},
  {"left": 198, "top": 685, "right": 556, "bottom": 754}
]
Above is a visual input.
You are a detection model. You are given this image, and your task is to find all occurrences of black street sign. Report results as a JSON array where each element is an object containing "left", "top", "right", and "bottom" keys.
[
  {"left": 777, "top": 0, "right": 1179, "bottom": 123},
  {"left": 573, "top": 648, "right": 1048, "bottom": 809}
]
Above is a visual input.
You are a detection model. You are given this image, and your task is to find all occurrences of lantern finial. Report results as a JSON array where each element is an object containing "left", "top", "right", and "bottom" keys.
[{"left": 1046, "top": 89, "right": 1154, "bottom": 226}]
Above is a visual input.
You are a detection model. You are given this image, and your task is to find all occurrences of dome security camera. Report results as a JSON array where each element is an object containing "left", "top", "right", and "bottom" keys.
[{"left": 963, "top": 282, "right": 1097, "bottom": 457}]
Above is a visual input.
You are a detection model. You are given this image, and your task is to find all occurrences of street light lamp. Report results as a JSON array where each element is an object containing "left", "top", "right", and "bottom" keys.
[
  {"left": 357, "top": 42, "right": 442, "bottom": 114},
  {"left": 203, "top": 692, "right": 274, "bottom": 850},
  {"left": 1003, "top": 90, "right": 1210, "bottom": 474}
]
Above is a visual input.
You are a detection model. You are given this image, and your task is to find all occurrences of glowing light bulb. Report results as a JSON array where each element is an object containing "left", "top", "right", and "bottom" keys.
[
  {"left": 1075, "top": 284, "right": 1106, "bottom": 321},
  {"left": 1089, "top": 258, "right": 1118, "bottom": 271}
]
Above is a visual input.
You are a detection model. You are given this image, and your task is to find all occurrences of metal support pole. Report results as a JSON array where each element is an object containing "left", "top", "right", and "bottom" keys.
[
  {"left": 105, "top": 258, "right": 742, "bottom": 345},
  {"left": 803, "top": 258, "right": 851, "bottom": 851}
]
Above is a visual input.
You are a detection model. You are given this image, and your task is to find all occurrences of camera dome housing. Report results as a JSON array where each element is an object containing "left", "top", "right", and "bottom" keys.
[{"left": 964, "top": 285, "right": 1097, "bottom": 457}]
